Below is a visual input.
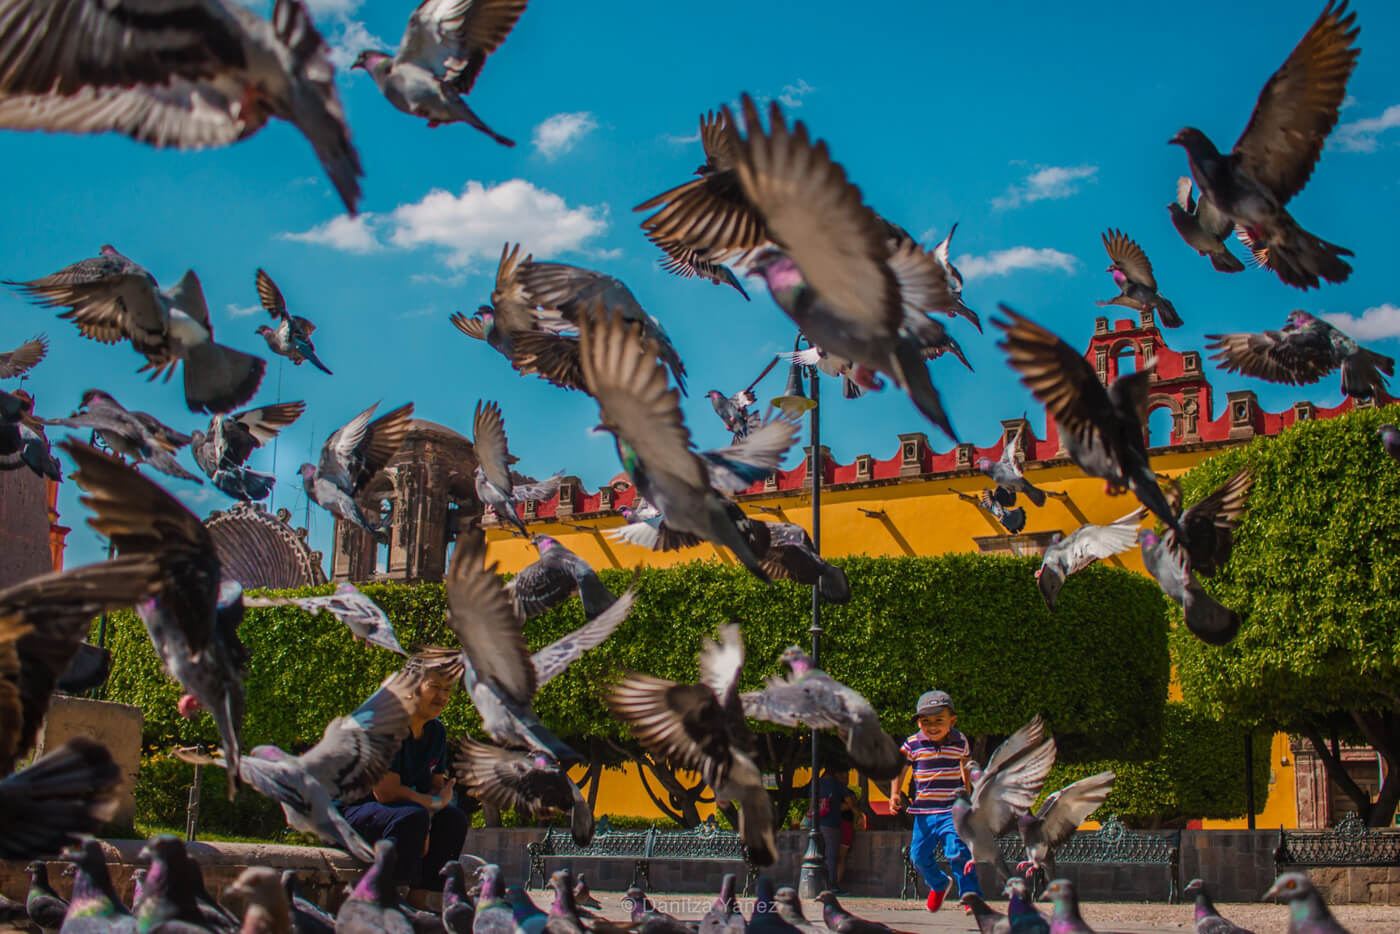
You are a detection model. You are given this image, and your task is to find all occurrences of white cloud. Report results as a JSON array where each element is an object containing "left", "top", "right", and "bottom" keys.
[
  {"left": 325, "top": 17, "right": 386, "bottom": 70},
  {"left": 386, "top": 179, "right": 607, "bottom": 268},
  {"left": 226, "top": 303, "right": 262, "bottom": 318},
  {"left": 303, "top": 0, "right": 362, "bottom": 15},
  {"left": 955, "top": 247, "right": 1080, "bottom": 281},
  {"left": 663, "top": 131, "right": 701, "bottom": 145},
  {"left": 1335, "top": 104, "right": 1400, "bottom": 153},
  {"left": 991, "top": 164, "right": 1098, "bottom": 210},
  {"left": 532, "top": 112, "right": 598, "bottom": 160},
  {"left": 777, "top": 79, "right": 816, "bottom": 107},
  {"left": 280, "top": 213, "right": 381, "bottom": 254},
  {"left": 918, "top": 226, "right": 939, "bottom": 247},
  {"left": 177, "top": 487, "right": 215, "bottom": 506},
  {"left": 1322, "top": 304, "right": 1400, "bottom": 341}
]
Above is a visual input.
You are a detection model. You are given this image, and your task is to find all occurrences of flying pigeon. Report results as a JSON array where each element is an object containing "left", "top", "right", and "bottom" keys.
[
  {"left": 1169, "top": 3, "right": 1359, "bottom": 290},
  {"left": 336, "top": 839, "right": 414, "bottom": 934},
  {"left": 958, "top": 894, "right": 1008, "bottom": 934},
  {"left": 1168, "top": 177, "right": 1246, "bottom": 274},
  {"left": 1183, "top": 879, "right": 1255, "bottom": 934},
  {"left": 608, "top": 624, "right": 776, "bottom": 865},
  {"left": 605, "top": 497, "right": 704, "bottom": 552},
  {"left": 813, "top": 891, "right": 898, "bottom": 934},
  {"left": 7, "top": 247, "right": 265, "bottom": 413},
  {"left": 282, "top": 870, "right": 336, "bottom": 934},
  {"left": 473, "top": 400, "right": 562, "bottom": 537},
  {"left": 440, "top": 861, "right": 476, "bottom": 934},
  {"left": 1380, "top": 424, "right": 1400, "bottom": 463},
  {"left": 1095, "top": 229, "right": 1181, "bottom": 328},
  {"left": 741, "top": 646, "right": 903, "bottom": 779},
  {"left": 1036, "top": 509, "right": 1144, "bottom": 611},
  {"left": 62, "top": 439, "right": 249, "bottom": 797},
  {"left": 1164, "top": 467, "right": 1255, "bottom": 578},
  {"left": 930, "top": 224, "right": 980, "bottom": 332},
  {"left": 224, "top": 868, "right": 292, "bottom": 934},
  {"left": 994, "top": 307, "right": 1182, "bottom": 538},
  {"left": 0, "top": 389, "right": 61, "bottom": 480},
  {"left": 708, "top": 389, "right": 761, "bottom": 442},
  {"left": 953, "top": 487, "right": 1025, "bottom": 534},
  {"left": 253, "top": 270, "right": 331, "bottom": 375},
  {"left": 351, "top": 0, "right": 528, "bottom": 144},
  {"left": 0, "top": 740, "right": 120, "bottom": 861},
  {"left": 245, "top": 583, "right": 406, "bottom": 655},
  {"left": 59, "top": 839, "right": 137, "bottom": 934},
  {"left": 1205, "top": 310, "right": 1393, "bottom": 401},
  {"left": 951, "top": 715, "right": 1057, "bottom": 883},
  {"left": 453, "top": 738, "right": 594, "bottom": 847},
  {"left": 578, "top": 308, "right": 771, "bottom": 582},
  {"left": 507, "top": 535, "right": 617, "bottom": 620},
  {"left": 45, "top": 389, "right": 199, "bottom": 482},
  {"left": 780, "top": 345, "right": 873, "bottom": 400},
  {"left": 978, "top": 430, "right": 1047, "bottom": 507},
  {"left": 300, "top": 400, "right": 415, "bottom": 535},
  {"left": 0, "top": 335, "right": 46, "bottom": 379},
  {"left": 758, "top": 522, "right": 850, "bottom": 604},
  {"left": 190, "top": 400, "right": 305, "bottom": 501},
  {"left": 0, "top": 0, "right": 363, "bottom": 213},
  {"left": 1015, "top": 771, "right": 1116, "bottom": 882},
  {"left": 178, "top": 668, "right": 420, "bottom": 860},
  {"left": 1138, "top": 529, "right": 1240, "bottom": 646},
  {"left": 1040, "top": 879, "right": 1101, "bottom": 934},
  {"left": 25, "top": 860, "right": 68, "bottom": 932}
]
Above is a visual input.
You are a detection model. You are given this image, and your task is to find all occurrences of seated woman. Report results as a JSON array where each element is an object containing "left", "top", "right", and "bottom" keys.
[{"left": 341, "top": 664, "right": 467, "bottom": 889}]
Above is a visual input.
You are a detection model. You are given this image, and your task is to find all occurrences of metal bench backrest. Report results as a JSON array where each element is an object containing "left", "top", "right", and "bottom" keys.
[
  {"left": 648, "top": 816, "right": 748, "bottom": 862},
  {"left": 539, "top": 817, "right": 652, "bottom": 859},
  {"left": 1276, "top": 812, "right": 1400, "bottom": 868}
]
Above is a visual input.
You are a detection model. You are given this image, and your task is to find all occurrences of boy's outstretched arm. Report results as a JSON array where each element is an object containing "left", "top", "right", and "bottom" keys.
[{"left": 888, "top": 763, "right": 912, "bottom": 812}]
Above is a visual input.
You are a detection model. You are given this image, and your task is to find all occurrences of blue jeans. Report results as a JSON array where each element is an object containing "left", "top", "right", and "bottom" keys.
[
  {"left": 909, "top": 811, "right": 981, "bottom": 896},
  {"left": 341, "top": 801, "right": 468, "bottom": 889}
]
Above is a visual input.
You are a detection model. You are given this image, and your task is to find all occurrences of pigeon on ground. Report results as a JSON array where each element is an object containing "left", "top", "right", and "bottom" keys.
[
  {"left": 62, "top": 440, "right": 249, "bottom": 797},
  {"left": 1164, "top": 467, "right": 1255, "bottom": 578},
  {"left": 1205, "top": 310, "right": 1393, "bottom": 401},
  {"left": 436, "top": 527, "right": 635, "bottom": 763},
  {"left": 440, "top": 861, "right": 476, "bottom": 934},
  {"left": 253, "top": 270, "right": 331, "bottom": 375},
  {"left": 473, "top": 400, "right": 562, "bottom": 537},
  {"left": 1015, "top": 771, "right": 1116, "bottom": 882},
  {"left": 225, "top": 868, "right": 292, "bottom": 934},
  {"left": 300, "top": 401, "right": 415, "bottom": 535},
  {"left": 0, "top": 554, "right": 162, "bottom": 773},
  {"left": 951, "top": 716, "right": 1057, "bottom": 883},
  {"left": 1139, "top": 528, "right": 1242, "bottom": 646},
  {"left": 452, "top": 738, "right": 594, "bottom": 847},
  {"left": 46, "top": 389, "right": 200, "bottom": 482},
  {"left": 27, "top": 861, "right": 69, "bottom": 933},
  {"left": 1039, "top": 880, "right": 1102, "bottom": 934},
  {"left": 129, "top": 868, "right": 148, "bottom": 911},
  {"left": 58, "top": 839, "right": 136, "bottom": 934},
  {"left": 7, "top": 248, "right": 266, "bottom": 413},
  {"left": 708, "top": 389, "right": 761, "bottom": 442},
  {"left": 282, "top": 871, "right": 335, "bottom": 934},
  {"left": 1001, "top": 879, "right": 1048, "bottom": 934},
  {"left": 175, "top": 669, "right": 421, "bottom": 859},
  {"left": 473, "top": 864, "right": 513, "bottom": 934},
  {"left": 1168, "top": 177, "right": 1246, "bottom": 274},
  {"left": 1381, "top": 424, "right": 1400, "bottom": 463},
  {"left": 1183, "top": 879, "right": 1255, "bottom": 934},
  {"left": 336, "top": 840, "right": 414, "bottom": 934},
  {"left": 959, "top": 894, "right": 1008, "bottom": 934},
  {"left": 190, "top": 400, "right": 306, "bottom": 501},
  {"left": 627, "top": 886, "right": 691, "bottom": 934},
  {"left": 1036, "top": 509, "right": 1143, "bottom": 611},
  {"left": 758, "top": 522, "right": 850, "bottom": 604},
  {"left": 245, "top": 584, "right": 406, "bottom": 655},
  {"left": 741, "top": 646, "right": 903, "bottom": 779},
  {"left": 978, "top": 430, "right": 1047, "bottom": 507},
  {"left": 544, "top": 869, "right": 596, "bottom": 934},
  {"left": 813, "top": 891, "right": 897, "bottom": 934},
  {"left": 1095, "top": 230, "right": 1181, "bottom": 328},
  {"left": 771, "top": 888, "right": 823, "bottom": 934},
  {"left": 507, "top": 535, "right": 617, "bottom": 620},
  {"left": 1169, "top": 3, "right": 1359, "bottom": 290},
  {"left": 608, "top": 624, "right": 776, "bottom": 865},
  {"left": 0, "top": 334, "right": 46, "bottom": 379},
  {"left": 0, "top": 388, "right": 61, "bottom": 479},
  {"left": 994, "top": 307, "right": 1182, "bottom": 538},
  {"left": 698, "top": 874, "right": 742, "bottom": 934},
  {"left": 749, "top": 878, "right": 799, "bottom": 934},
  {"left": 351, "top": 0, "right": 527, "bottom": 144},
  {"left": 572, "top": 876, "right": 600, "bottom": 912},
  {"left": 578, "top": 308, "right": 771, "bottom": 581},
  {"left": 503, "top": 886, "right": 546, "bottom": 934},
  {"left": 0, "top": 0, "right": 363, "bottom": 212},
  {"left": 0, "top": 892, "right": 24, "bottom": 927},
  {"left": 929, "top": 224, "right": 980, "bottom": 333}
]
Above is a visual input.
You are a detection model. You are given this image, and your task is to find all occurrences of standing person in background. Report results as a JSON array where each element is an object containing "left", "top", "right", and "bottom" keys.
[
  {"left": 889, "top": 690, "right": 979, "bottom": 911},
  {"left": 835, "top": 776, "right": 866, "bottom": 891},
  {"left": 815, "top": 765, "right": 857, "bottom": 891}
]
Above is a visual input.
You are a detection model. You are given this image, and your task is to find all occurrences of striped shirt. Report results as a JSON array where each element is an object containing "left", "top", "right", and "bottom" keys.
[{"left": 900, "top": 728, "right": 970, "bottom": 815}]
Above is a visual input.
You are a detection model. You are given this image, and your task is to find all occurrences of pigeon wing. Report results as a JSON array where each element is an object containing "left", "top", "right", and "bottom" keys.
[
  {"left": 300, "top": 670, "right": 418, "bottom": 800},
  {"left": 970, "top": 734, "right": 1057, "bottom": 835},
  {"left": 1035, "top": 771, "right": 1115, "bottom": 848},
  {"left": 320, "top": 401, "right": 414, "bottom": 495},
  {"left": 0, "top": 335, "right": 46, "bottom": 379},
  {"left": 1102, "top": 229, "right": 1157, "bottom": 290},
  {"left": 1204, "top": 327, "right": 1337, "bottom": 386},
  {"left": 255, "top": 269, "right": 288, "bottom": 319},
  {"left": 1178, "top": 467, "right": 1254, "bottom": 576},
  {"left": 1059, "top": 510, "right": 1143, "bottom": 576},
  {"left": 445, "top": 527, "right": 536, "bottom": 702},
  {"left": 450, "top": 311, "right": 488, "bottom": 341},
  {"left": 530, "top": 589, "right": 636, "bottom": 686},
  {"left": 229, "top": 400, "right": 306, "bottom": 449},
  {"left": 509, "top": 559, "right": 577, "bottom": 619},
  {"left": 451, "top": 737, "right": 575, "bottom": 816},
  {"left": 473, "top": 399, "right": 516, "bottom": 494},
  {"left": 511, "top": 331, "right": 585, "bottom": 391},
  {"left": 608, "top": 674, "right": 731, "bottom": 787}
]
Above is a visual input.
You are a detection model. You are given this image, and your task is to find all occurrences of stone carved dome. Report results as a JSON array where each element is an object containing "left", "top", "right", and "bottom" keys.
[{"left": 205, "top": 502, "right": 327, "bottom": 590}]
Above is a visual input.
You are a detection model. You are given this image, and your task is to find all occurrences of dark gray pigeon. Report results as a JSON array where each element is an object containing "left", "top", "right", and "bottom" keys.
[
  {"left": 1095, "top": 229, "right": 1181, "bottom": 328},
  {"left": 27, "top": 861, "right": 68, "bottom": 933},
  {"left": 1015, "top": 771, "right": 1115, "bottom": 882},
  {"left": 503, "top": 886, "right": 545, "bottom": 934},
  {"left": 758, "top": 522, "right": 850, "bottom": 604},
  {"left": 708, "top": 389, "right": 761, "bottom": 442},
  {"left": 59, "top": 838, "right": 137, "bottom": 934},
  {"left": 507, "top": 535, "right": 617, "bottom": 620},
  {"left": 959, "top": 894, "right": 1008, "bottom": 934},
  {"left": 995, "top": 307, "right": 1183, "bottom": 539},
  {"left": 1381, "top": 424, "right": 1400, "bottom": 463},
  {"left": 300, "top": 401, "right": 415, "bottom": 535},
  {"left": 440, "top": 860, "right": 475, "bottom": 934},
  {"left": 282, "top": 870, "right": 336, "bottom": 934},
  {"left": 452, "top": 738, "right": 594, "bottom": 847},
  {"left": 698, "top": 874, "right": 743, "bottom": 934},
  {"left": 951, "top": 716, "right": 1057, "bottom": 884},
  {"left": 47, "top": 389, "right": 200, "bottom": 482},
  {"left": 0, "top": 388, "right": 61, "bottom": 480},
  {"left": 978, "top": 430, "right": 1047, "bottom": 507},
  {"left": 813, "top": 891, "right": 896, "bottom": 934},
  {"left": 336, "top": 839, "right": 413, "bottom": 934},
  {"left": 1169, "top": 3, "right": 1358, "bottom": 290},
  {"left": 1165, "top": 467, "right": 1255, "bottom": 578},
  {"left": 608, "top": 625, "right": 776, "bottom": 865},
  {"left": 0, "top": 334, "right": 47, "bottom": 379},
  {"left": 1138, "top": 529, "right": 1240, "bottom": 646},
  {"left": 741, "top": 646, "right": 902, "bottom": 779},
  {"left": 1206, "top": 310, "right": 1393, "bottom": 401},
  {"left": 1183, "top": 879, "right": 1255, "bottom": 934},
  {"left": 473, "top": 399, "right": 562, "bottom": 537},
  {"left": 748, "top": 878, "right": 799, "bottom": 934},
  {"left": 246, "top": 583, "right": 406, "bottom": 655},
  {"left": 7, "top": 248, "right": 265, "bottom": 413},
  {"left": 1001, "top": 878, "right": 1048, "bottom": 934},
  {"left": 627, "top": 885, "right": 692, "bottom": 934},
  {"left": 0, "top": 741, "right": 119, "bottom": 862},
  {"left": 1036, "top": 509, "right": 1142, "bottom": 611},
  {"left": 1040, "top": 879, "right": 1107, "bottom": 934},
  {"left": 954, "top": 487, "right": 1025, "bottom": 534},
  {"left": 572, "top": 876, "right": 600, "bottom": 912},
  {"left": 1168, "top": 177, "right": 1246, "bottom": 273},
  {"left": 191, "top": 400, "right": 305, "bottom": 501},
  {"left": 130, "top": 836, "right": 210, "bottom": 934},
  {"left": 771, "top": 888, "right": 822, "bottom": 934},
  {"left": 253, "top": 270, "right": 331, "bottom": 374}
]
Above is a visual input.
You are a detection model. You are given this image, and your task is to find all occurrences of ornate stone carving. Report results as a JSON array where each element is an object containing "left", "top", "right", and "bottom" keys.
[{"left": 206, "top": 501, "right": 328, "bottom": 590}]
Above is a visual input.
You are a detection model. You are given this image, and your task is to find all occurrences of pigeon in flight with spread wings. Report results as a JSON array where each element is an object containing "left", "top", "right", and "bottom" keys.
[
  {"left": 1168, "top": 177, "right": 1246, "bottom": 274},
  {"left": 190, "top": 400, "right": 305, "bottom": 501},
  {"left": 951, "top": 715, "right": 1058, "bottom": 883},
  {"left": 46, "top": 389, "right": 200, "bottom": 483},
  {"left": 472, "top": 400, "right": 562, "bottom": 538},
  {"left": 1096, "top": 229, "right": 1181, "bottom": 328},
  {"left": 1016, "top": 771, "right": 1116, "bottom": 883},
  {"left": 507, "top": 535, "right": 617, "bottom": 621},
  {"left": 244, "top": 583, "right": 406, "bottom": 656},
  {"left": 1036, "top": 509, "right": 1144, "bottom": 611},
  {"left": 254, "top": 270, "right": 331, "bottom": 375},
  {"left": 300, "top": 401, "right": 415, "bottom": 535},
  {"left": 978, "top": 429, "right": 1048, "bottom": 508},
  {"left": 453, "top": 737, "right": 595, "bottom": 847},
  {"left": 0, "top": 335, "right": 46, "bottom": 380},
  {"left": 1205, "top": 310, "right": 1393, "bottom": 402}
]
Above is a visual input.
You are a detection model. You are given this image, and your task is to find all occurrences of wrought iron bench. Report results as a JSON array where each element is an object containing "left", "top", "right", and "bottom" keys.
[
  {"left": 1275, "top": 812, "right": 1400, "bottom": 875},
  {"left": 527, "top": 815, "right": 758, "bottom": 893},
  {"left": 900, "top": 816, "right": 1181, "bottom": 903}
]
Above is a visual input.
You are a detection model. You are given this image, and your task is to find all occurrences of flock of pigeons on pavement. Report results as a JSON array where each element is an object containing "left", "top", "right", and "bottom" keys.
[{"left": 0, "top": 0, "right": 1391, "bottom": 930}]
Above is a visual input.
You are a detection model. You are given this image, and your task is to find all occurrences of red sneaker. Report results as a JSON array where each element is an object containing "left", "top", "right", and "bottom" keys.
[{"left": 925, "top": 889, "right": 945, "bottom": 912}]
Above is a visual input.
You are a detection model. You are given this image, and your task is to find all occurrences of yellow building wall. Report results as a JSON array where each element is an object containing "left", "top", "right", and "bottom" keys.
[{"left": 491, "top": 443, "right": 1295, "bottom": 829}]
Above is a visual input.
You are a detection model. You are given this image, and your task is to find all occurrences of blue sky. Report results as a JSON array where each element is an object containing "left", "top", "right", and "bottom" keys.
[{"left": 3, "top": 0, "right": 1398, "bottom": 569}]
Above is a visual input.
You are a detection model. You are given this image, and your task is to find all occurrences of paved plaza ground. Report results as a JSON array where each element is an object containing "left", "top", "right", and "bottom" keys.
[{"left": 588, "top": 891, "right": 1400, "bottom": 934}]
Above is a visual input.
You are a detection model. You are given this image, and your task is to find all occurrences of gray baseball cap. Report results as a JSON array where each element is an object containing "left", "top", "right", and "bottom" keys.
[{"left": 913, "top": 690, "right": 955, "bottom": 720}]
